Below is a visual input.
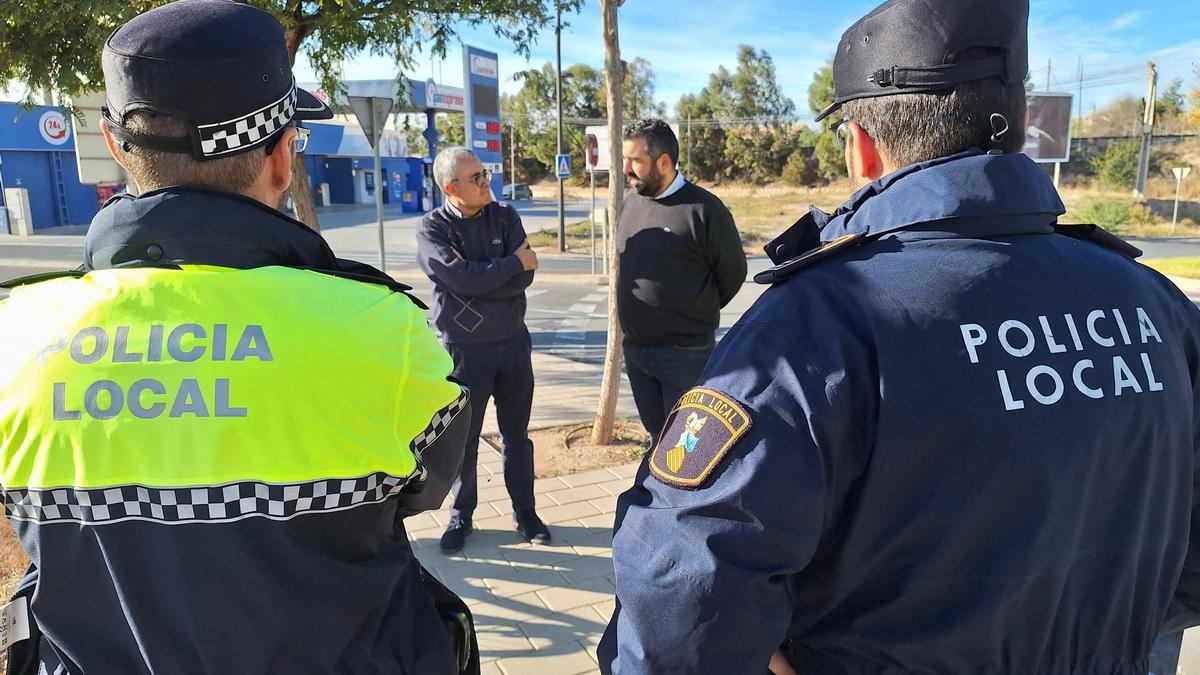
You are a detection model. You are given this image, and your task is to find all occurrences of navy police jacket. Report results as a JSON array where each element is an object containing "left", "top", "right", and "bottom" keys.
[{"left": 599, "top": 151, "right": 1200, "bottom": 674}]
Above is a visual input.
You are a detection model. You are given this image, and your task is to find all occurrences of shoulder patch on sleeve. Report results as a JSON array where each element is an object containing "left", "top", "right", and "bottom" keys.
[{"left": 649, "top": 387, "right": 753, "bottom": 490}]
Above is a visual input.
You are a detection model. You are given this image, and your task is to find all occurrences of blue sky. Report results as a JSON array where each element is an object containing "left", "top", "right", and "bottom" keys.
[{"left": 295, "top": 1, "right": 1200, "bottom": 123}]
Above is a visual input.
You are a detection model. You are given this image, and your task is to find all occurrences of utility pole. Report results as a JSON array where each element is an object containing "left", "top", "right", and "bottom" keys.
[
  {"left": 686, "top": 106, "right": 692, "bottom": 180},
  {"left": 1134, "top": 61, "right": 1158, "bottom": 201},
  {"left": 1076, "top": 57, "right": 1084, "bottom": 126},
  {"left": 1045, "top": 59, "right": 1051, "bottom": 90},
  {"left": 555, "top": 7, "right": 566, "bottom": 252},
  {"left": 509, "top": 117, "right": 516, "bottom": 195}
]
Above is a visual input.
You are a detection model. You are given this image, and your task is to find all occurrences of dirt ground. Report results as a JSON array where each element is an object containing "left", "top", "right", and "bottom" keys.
[
  {"left": 0, "top": 522, "right": 25, "bottom": 596},
  {"left": 487, "top": 418, "right": 650, "bottom": 479},
  {"left": 0, "top": 520, "right": 27, "bottom": 671}
]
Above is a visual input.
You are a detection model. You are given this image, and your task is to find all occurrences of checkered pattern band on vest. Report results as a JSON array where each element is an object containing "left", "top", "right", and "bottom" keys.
[
  {"left": 2, "top": 388, "right": 469, "bottom": 526},
  {"left": 407, "top": 387, "right": 470, "bottom": 482},
  {"left": 197, "top": 84, "right": 296, "bottom": 158},
  {"left": 3, "top": 472, "right": 412, "bottom": 526},
  {"left": 411, "top": 388, "right": 469, "bottom": 456}
]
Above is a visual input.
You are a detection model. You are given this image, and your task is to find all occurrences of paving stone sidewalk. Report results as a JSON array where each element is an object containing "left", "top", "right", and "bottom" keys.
[
  {"left": 408, "top": 448, "right": 637, "bottom": 675},
  {"left": 403, "top": 341, "right": 639, "bottom": 674}
]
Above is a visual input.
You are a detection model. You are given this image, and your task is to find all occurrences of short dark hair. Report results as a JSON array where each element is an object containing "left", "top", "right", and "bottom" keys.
[
  {"left": 623, "top": 118, "right": 679, "bottom": 166},
  {"left": 842, "top": 73, "right": 1027, "bottom": 169}
]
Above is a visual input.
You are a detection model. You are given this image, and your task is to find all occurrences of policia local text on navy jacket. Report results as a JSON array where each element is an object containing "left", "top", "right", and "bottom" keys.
[
  {"left": 0, "top": 188, "right": 477, "bottom": 674},
  {"left": 599, "top": 150, "right": 1200, "bottom": 674},
  {"left": 417, "top": 202, "right": 534, "bottom": 344}
]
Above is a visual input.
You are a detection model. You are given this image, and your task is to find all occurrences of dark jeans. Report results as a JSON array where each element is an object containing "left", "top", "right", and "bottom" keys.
[
  {"left": 623, "top": 341, "right": 714, "bottom": 443},
  {"left": 445, "top": 332, "right": 535, "bottom": 521},
  {"left": 1150, "top": 631, "right": 1183, "bottom": 674}
]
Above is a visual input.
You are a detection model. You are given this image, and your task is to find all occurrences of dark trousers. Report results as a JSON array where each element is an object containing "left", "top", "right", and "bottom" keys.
[
  {"left": 445, "top": 332, "right": 535, "bottom": 521},
  {"left": 623, "top": 342, "right": 714, "bottom": 443}
]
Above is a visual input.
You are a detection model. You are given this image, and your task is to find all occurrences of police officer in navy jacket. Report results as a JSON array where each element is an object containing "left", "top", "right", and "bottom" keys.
[{"left": 600, "top": 0, "right": 1200, "bottom": 672}]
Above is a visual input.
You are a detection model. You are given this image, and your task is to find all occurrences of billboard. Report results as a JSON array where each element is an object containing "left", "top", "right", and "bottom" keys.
[
  {"left": 300, "top": 80, "right": 466, "bottom": 114},
  {"left": 585, "top": 123, "right": 682, "bottom": 174},
  {"left": 1023, "top": 92, "right": 1074, "bottom": 164}
]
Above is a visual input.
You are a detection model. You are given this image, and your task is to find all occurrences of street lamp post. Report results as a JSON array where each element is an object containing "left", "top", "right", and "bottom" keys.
[{"left": 556, "top": 7, "right": 566, "bottom": 252}]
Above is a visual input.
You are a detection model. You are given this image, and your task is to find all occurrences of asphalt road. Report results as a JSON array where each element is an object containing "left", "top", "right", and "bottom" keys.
[{"left": 4, "top": 200, "right": 1200, "bottom": 365}]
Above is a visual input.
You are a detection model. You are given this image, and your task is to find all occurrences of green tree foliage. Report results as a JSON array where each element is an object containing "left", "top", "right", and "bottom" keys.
[
  {"left": 1089, "top": 140, "right": 1140, "bottom": 189},
  {"left": 727, "top": 45, "right": 795, "bottom": 120},
  {"left": 807, "top": 61, "right": 845, "bottom": 180},
  {"left": 1189, "top": 65, "right": 1200, "bottom": 130},
  {"left": 623, "top": 58, "right": 666, "bottom": 120},
  {"left": 506, "top": 63, "right": 587, "bottom": 183},
  {"left": 498, "top": 94, "right": 546, "bottom": 184},
  {"left": 1157, "top": 79, "right": 1186, "bottom": 119},
  {"left": 807, "top": 60, "right": 836, "bottom": 125},
  {"left": 781, "top": 150, "right": 819, "bottom": 187},
  {"left": 397, "top": 113, "right": 463, "bottom": 156},
  {"left": 720, "top": 46, "right": 798, "bottom": 183},
  {"left": 1076, "top": 96, "right": 1145, "bottom": 137},
  {"left": 436, "top": 113, "right": 466, "bottom": 148},
  {"left": 676, "top": 46, "right": 804, "bottom": 184},
  {"left": 1151, "top": 78, "right": 1194, "bottom": 134},
  {"left": 505, "top": 58, "right": 658, "bottom": 183},
  {"left": 676, "top": 68, "right": 733, "bottom": 182},
  {"left": 814, "top": 131, "right": 846, "bottom": 182},
  {"left": 0, "top": 0, "right": 583, "bottom": 107}
]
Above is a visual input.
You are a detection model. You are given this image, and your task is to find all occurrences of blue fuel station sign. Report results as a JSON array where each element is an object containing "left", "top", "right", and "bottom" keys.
[{"left": 463, "top": 46, "right": 504, "bottom": 198}]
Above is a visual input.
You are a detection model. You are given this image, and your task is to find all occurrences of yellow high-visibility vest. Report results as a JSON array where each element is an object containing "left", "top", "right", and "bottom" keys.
[{"left": 0, "top": 265, "right": 461, "bottom": 523}]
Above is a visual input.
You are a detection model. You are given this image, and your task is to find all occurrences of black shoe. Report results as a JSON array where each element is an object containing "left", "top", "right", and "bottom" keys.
[
  {"left": 513, "top": 509, "right": 551, "bottom": 545},
  {"left": 440, "top": 515, "right": 473, "bottom": 554}
]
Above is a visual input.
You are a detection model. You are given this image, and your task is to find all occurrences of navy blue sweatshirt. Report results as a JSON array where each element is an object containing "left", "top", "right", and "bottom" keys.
[{"left": 416, "top": 201, "right": 534, "bottom": 344}]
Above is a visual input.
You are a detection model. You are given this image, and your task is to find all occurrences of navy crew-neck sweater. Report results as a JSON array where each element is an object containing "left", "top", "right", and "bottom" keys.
[
  {"left": 616, "top": 182, "right": 747, "bottom": 347},
  {"left": 416, "top": 201, "right": 534, "bottom": 344}
]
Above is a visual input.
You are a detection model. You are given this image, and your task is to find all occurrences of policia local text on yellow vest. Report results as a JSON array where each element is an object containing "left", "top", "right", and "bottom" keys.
[
  {"left": 0, "top": 187, "right": 477, "bottom": 674},
  {"left": 48, "top": 321, "right": 271, "bottom": 421}
]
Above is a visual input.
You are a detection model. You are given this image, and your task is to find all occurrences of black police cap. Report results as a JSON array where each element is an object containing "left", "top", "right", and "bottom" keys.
[
  {"left": 101, "top": 0, "right": 333, "bottom": 161},
  {"left": 816, "top": 0, "right": 1029, "bottom": 122}
]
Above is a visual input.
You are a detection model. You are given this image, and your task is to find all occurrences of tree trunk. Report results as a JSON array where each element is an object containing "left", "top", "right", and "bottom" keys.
[
  {"left": 285, "top": 26, "right": 321, "bottom": 232},
  {"left": 590, "top": 0, "right": 626, "bottom": 446},
  {"left": 290, "top": 160, "right": 320, "bottom": 231}
]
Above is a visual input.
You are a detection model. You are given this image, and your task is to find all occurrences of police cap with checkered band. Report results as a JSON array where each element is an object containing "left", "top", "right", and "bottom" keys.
[
  {"left": 101, "top": 0, "right": 333, "bottom": 161},
  {"left": 815, "top": 0, "right": 1029, "bottom": 122}
]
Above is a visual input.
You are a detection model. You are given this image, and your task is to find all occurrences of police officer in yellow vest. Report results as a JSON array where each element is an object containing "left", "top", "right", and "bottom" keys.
[{"left": 0, "top": 1, "right": 478, "bottom": 673}]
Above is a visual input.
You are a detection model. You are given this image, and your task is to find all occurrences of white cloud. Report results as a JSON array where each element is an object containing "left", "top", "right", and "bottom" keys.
[{"left": 1108, "top": 11, "right": 1144, "bottom": 31}]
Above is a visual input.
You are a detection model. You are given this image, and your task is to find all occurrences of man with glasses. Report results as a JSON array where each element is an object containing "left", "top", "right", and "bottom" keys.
[
  {"left": 0, "top": 1, "right": 480, "bottom": 673},
  {"left": 602, "top": 0, "right": 1200, "bottom": 672},
  {"left": 418, "top": 146, "right": 549, "bottom": 554}
]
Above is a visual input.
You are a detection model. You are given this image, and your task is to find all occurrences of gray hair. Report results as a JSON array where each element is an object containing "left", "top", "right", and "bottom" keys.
[
  {"left": 433, "top": 146, "right": 478, "bottom": 189},
  {"left": 840, "top": 48, "right": 1026, "bottom": 169}
]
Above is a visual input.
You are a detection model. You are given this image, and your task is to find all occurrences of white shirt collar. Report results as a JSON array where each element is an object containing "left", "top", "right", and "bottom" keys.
[
  {"left": 445, "top": 200, "right": 464, "bottom": 218},
  {"left": 654, "top": 170, "right": 686, "bottom": 200}
]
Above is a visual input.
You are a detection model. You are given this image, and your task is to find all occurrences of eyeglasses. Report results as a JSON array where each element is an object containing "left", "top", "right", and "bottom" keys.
[
  {"left": 292, "top": 126, "right": 310, "bottom": 154},
  {"left": 452, "top": 169, "right": 491, "bottom": 188},
  {"left": 264, "top": 124, "right": 310, "bottom": 155},
  {"left": 832, "top": 119, "right": 852, "bottom": 152}
]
